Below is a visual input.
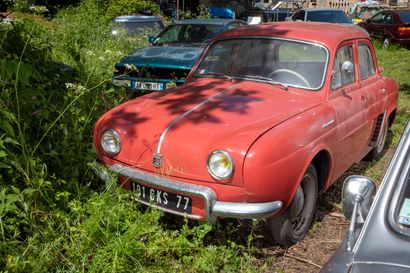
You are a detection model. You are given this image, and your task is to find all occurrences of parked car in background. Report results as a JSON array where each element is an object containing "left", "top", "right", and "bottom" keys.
[
  {"left": 111, "top": 15, "right": 165, "bottom": 37},
  {"left": 358, "top": 9, "right": 410, "bottom": 48},
  {"left": 287, "top": 8, "right": 353, "bottom": 24},
  {"left": 321, "top": 120, "right": 410, "bottom": 273},
  {"left": 349, "top": 2, "right": 387, "bottom": 24},
  {"left": 112, "top": 18, "right": 247, "bottom": 95},
  {"left": 95, "top": 22, "right": 398, "bottom": 246}
]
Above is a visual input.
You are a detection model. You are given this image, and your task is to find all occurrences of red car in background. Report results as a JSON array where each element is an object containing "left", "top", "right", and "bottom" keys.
[
  {"left": 94, "top": 22, "right": 398, "bottom": 246},
  {"left": 358, "top": 9, "right": 410, "bottom": 48}
]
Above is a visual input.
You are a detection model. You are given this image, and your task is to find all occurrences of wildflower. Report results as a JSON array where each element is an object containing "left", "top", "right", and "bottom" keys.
[{"left": 65, "top": 83, "right": 75, "bottom": 89}]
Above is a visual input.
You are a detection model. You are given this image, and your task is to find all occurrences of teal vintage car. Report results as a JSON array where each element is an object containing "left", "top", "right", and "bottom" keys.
[{"left": 112, "top": 18, "right": 247, "bottom": 95}]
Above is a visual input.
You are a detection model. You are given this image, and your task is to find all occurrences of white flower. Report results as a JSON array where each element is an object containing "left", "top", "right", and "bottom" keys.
[{"left": 65, "top": 83, "right": 75, "bottom": 89}]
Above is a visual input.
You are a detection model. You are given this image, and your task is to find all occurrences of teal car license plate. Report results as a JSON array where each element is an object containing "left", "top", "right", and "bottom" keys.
[{"left": 134, "top": 81, "right": 164, "bottom": 91}]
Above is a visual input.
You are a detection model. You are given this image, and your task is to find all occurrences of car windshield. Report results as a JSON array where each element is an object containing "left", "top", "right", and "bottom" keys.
[
  {"left": 153, "top": 24, "right": 224, "bottom": 45},
  {"left": 307, "top": 11, "right": 351, "bottom": 23},
  {"left": 358, "top": 8, "right": 381, "bottom": 19},
  {"left": 194, "top": 38, "right": 328, "bottom": 90},
  {"left": 398, "top": 11, "right": 410, "bottom": 23},
  {"left": 112, "top": 21, "right": 164, "bottom": 36}
]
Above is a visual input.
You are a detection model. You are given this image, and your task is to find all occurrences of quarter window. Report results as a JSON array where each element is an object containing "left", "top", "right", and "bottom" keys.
[
  {"left": 331, "top": 46, "right": 355, "bottom": 90},
  {"left": 358, "top": 44, "right": 375, "bottom": 80}
]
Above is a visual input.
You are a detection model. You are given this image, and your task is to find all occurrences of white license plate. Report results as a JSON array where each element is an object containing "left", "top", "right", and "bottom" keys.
[
  {"left": 135, "top": 81, "right": 163, "bottom": 91},
  {"left": 112, "top": 79, "right": 131, "bottom": 87},
  {"left": 131, "top": 182, "right": 192, "bottom": 214}
]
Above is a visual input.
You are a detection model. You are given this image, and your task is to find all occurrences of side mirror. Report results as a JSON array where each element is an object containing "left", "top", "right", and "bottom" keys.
[
  {"left": 148, "top": 36, "right": 157, "bottom": 43},
  {"left": 341, "top": 61, "right": 354, "bottom": 74},
  {"left": 378, "top": 66, "right": 385, "bottom": 73},
  {"left": 342, "top": 175, "right": 376, "bottom": 221}
]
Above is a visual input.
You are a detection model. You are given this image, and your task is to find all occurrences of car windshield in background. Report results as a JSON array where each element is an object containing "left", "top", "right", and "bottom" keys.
[
  {"left": 195, "top": 38, "right": 328, "bottom": 90},
  {"left": 308, "top": 11, "right": 351, "bottom": 23},
  {"left": 121, "top": 21, "right": 163, "bottom": 34},
  {"left": 154, "top": 24, "right": 224, "bottom": 45},
  {"left": 398, "top": 11, "right": 410, "bottom": 23}
]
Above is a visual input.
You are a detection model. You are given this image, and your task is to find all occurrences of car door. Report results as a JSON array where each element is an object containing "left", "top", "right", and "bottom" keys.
[
  {"left": 327, "top": 42, "right": 373, "bottom": 178},
  {"left": 376, "top": 11, "right": 394, "bottom": 39},
  {"left": 365, "top": 12, "right": 384, "bottom": 38},
  {"left": 356, "top": 41, "right": 386, "bottom": 153}
]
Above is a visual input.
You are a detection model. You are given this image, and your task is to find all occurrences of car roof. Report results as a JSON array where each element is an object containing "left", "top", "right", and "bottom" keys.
[
  {"left": 302, "top": 8, "right": 346, "bottom": 12},
  {"left": 174, "top": 18, "right": 243, "bottom": 25},
  {"left": 114, "top": 15, "right": 162, "bottom": 22},
  {"left": 214, "top": 22, "right": 369, "bottom": 49}
]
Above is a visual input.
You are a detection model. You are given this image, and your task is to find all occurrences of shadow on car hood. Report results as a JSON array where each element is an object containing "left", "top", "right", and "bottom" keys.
[{"left": 117, "top": 46, "right": 204, "bottom": 69}]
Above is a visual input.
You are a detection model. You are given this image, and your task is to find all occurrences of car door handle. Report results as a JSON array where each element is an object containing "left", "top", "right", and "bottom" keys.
[{"left": 361, "top": 95, "right": 368, "bottom": 107}]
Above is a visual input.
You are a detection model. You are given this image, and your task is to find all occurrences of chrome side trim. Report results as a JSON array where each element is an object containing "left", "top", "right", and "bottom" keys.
[
  {"left": 374, "top": 110, "right": 387, "bottom": 149},
  {"left": 155, "top": 83, "right": 240, "bottom": 155},
  {"left": 108, "top": 164, "right": 282, "bottom": 223},
  {"left": 354, "top": 261, "right": 410, "bottom": 270},
  {"left": 323, "top": 119, "right": 335, "bottom": 129}
]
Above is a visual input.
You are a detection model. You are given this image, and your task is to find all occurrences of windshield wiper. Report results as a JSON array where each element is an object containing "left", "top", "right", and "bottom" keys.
[
  {"left": 197, "top": 71, "right": 232, "bottom": 81},
  {"left": 241, "top": 75, "right": 288, "bottom": 91}
]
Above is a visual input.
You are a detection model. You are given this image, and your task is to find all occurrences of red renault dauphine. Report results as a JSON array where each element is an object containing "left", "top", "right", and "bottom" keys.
[{"left": 94, "top": 22, "right": 398, "bottom": 246}]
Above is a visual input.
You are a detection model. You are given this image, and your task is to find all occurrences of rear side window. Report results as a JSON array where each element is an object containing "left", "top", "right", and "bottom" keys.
[
  {"left": 307, "top": 11, "right": 351, "bottom": 23},
  {"left": 382, "top": 13, "right": 393, "bottom": 24},
  {"left": 331, "top": 45, "right": 355, "bottom": 90},
  {"left": 398, "top": 11, "right": 410, "bottom": 23},
  {"left": 371, "top": 12, "right": 384, "bottom": 23},
  {"left": 292, "top": 10, "right": 305, "bottom": 21},
  {"left": 358, "top": 44, "right": 375, "bottom": 79}
]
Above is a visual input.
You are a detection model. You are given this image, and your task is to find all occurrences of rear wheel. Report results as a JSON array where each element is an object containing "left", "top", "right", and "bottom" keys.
[
  {"left": 383, "top": 37, "right": 391, "bottom": 49},
  {"left": 268, "top": 164, "right": 318, "bottom": 246}
]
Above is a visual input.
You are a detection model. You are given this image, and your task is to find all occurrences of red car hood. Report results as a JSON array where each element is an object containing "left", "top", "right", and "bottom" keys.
[{"left": 95, "top": 79, "right": 321, "bottom": 185}]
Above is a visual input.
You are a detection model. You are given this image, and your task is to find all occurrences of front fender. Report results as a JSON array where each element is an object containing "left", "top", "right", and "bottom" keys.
[{"left": 242, "top": 104, "right": 337, "bottom": 209}]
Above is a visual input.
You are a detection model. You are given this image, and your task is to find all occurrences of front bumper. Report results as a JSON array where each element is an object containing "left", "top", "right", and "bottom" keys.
[{"left": 99, "top": 164, "right": 283, "bottom": 224}]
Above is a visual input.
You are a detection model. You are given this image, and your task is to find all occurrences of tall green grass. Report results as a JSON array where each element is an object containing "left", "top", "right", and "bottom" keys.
[{"left": 0, "top": 1, "right": 258, "bottom": 272}]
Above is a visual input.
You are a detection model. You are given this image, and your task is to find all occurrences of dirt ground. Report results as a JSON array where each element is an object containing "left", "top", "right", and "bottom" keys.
[{"left": 240, "top": 146, "right": 395, "bottom": 273}]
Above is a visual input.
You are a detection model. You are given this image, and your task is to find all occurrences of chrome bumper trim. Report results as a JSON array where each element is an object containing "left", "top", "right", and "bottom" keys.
[{"left": 104, "top": 164, "right": 282, "bottom": 224}]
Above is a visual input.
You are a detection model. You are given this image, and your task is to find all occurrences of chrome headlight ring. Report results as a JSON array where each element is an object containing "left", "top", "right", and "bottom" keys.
[
  {"left": 101, "top": 129, "right": 121, "bottom": 155},
  {"left": 207, "top": 150, "right": 234, "bottom": 181}
]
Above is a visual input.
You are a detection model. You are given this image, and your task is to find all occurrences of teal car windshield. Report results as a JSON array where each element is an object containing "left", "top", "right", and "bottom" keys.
[
  {"left": 194, "top": 38, "right": 328, "bottom": 90},
  {"left": 154, "top": 24, "right": 225, "bottom": 45}
]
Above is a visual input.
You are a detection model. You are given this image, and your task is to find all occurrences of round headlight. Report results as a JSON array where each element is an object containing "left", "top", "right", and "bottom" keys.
[
  {"left": 101, "top": 129, "right": 121, "bottom": 155},
  {"left": 207, "top": 150, "right": 234, "bottom": 180}
]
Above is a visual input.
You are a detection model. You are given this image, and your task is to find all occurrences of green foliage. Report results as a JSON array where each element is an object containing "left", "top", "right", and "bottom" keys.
[
  {"left": 0, "top": 1, "right": 257, "bottom": 272},
  {"left": 104, "top": 0, "right": 159, "bottom": 21},
  {"left": 179, "top": 4, "right": 211, "bottom": 19}
]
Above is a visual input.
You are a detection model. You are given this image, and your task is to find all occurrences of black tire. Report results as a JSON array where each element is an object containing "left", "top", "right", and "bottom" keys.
[
  {"left": 365, "top": 121, "right": 388, "bottom": 161},
  {"left": 383, "top": 37, "right": 391, "bottom": 49},
  {"left": 268, "top": 164, "right": 318, "bottom": 247}
]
